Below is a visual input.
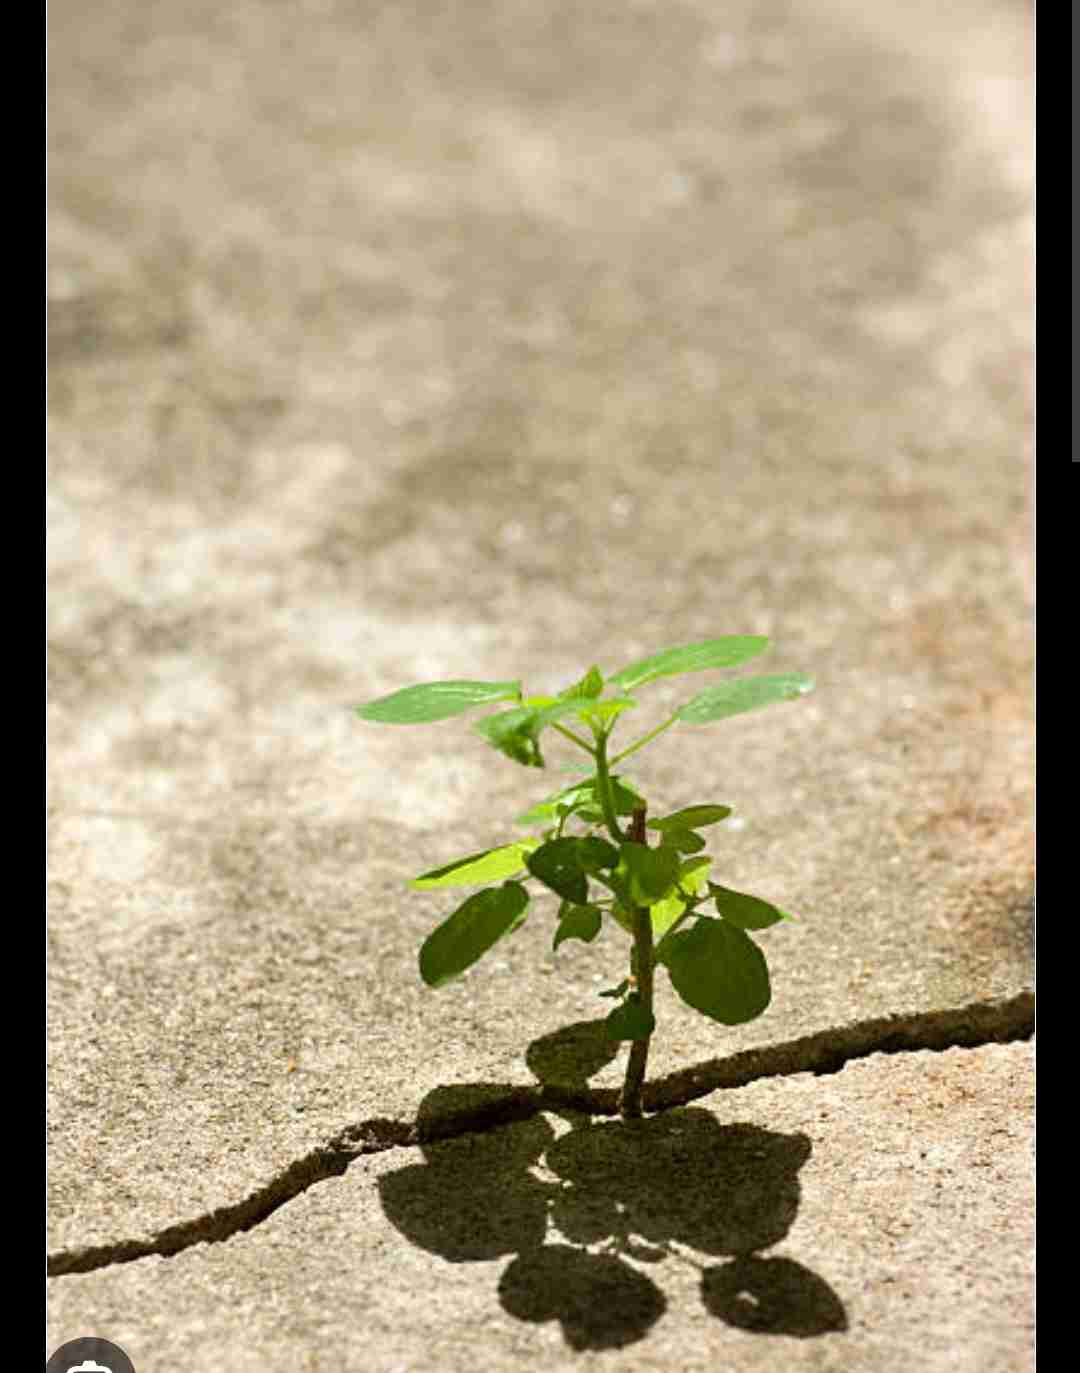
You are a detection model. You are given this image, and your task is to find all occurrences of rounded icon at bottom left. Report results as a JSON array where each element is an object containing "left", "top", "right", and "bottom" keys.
[{"left": 46, "top": 1336, "right": 136, "bottom": 1373}]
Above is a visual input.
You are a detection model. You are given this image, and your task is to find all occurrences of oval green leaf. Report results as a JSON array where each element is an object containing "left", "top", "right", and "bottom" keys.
[
  {"left": 576, "top": 836, "right": 619, "bottom": 871},
  {"left": 648, "top": 805, "right": 732, "bottom": 832},
  {"left": 708, "top": 882, "right": 792, "bottom": 929},
  {"left": 657, "top": 828, "right": 707, "bottom": 854},
  {"left": 356, "top": 679, "right": 521, "bottom": 724},
  {"left": 419, "top": 882, "right": 530, "bottom": 987},
  {"left": 660, "top": 916, "right": 771, "bottom": 1024},
  {"left": 619, "top": 843, "right": 681, "bottom": 905},
  {"left": 526, "top": 838, "right": 590, "bottom": 903},
  {"left": 608, "top": 637, "right": 769, "bottom": 690},
  {"left": 676, "top": 674, "right": 814, "bottom": 724},
  {"left": 650, "top": 856, "right": 712, "bottom": 940},
  {"left": 553, "top": 902, "right": 603, "bottom": 950},
  {"left": 409, "top": 841, "right": 539, "bottom": 890}
]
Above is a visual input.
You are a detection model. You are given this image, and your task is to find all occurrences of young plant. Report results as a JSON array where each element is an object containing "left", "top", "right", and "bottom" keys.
[{"left": 355, "top": 637, "right": 813, "bottom": 1119}]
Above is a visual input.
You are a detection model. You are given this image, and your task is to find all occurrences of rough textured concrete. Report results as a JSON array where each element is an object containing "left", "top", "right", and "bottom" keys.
[
  {"left": 46, "top": 1044, "right": 1034, "bottom": 1372},
  {"left": 48, "top": 0, "right": 1032, "bottom": 1366}
]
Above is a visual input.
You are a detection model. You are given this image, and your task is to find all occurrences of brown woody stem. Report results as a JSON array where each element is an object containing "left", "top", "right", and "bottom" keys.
[{"left": 619, "top": 803, "right": 653, "bottom": 1119}]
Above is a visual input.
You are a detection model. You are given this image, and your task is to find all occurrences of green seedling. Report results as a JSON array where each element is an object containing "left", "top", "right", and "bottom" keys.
[{"left": 355, "top": 636, "right": 813, "bottom": 1119}]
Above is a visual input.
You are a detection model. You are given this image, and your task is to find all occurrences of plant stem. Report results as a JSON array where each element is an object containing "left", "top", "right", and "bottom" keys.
[
  {"left": 609, "top": 715, "right": 676, "bottom": 767},
  {"left": 619, "top": 803, "right": 653, "bottom": 1120},
  {"left": 550, "top": 721, "right": 596, "bottom": 755},
  {"left": 593, "top": 731, "right": 627, "bottom": 845}
]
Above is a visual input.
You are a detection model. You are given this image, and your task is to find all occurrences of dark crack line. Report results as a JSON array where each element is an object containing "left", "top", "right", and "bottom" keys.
[{"left": 47, "top": 990, "right": 1033, "bottom": 1278}]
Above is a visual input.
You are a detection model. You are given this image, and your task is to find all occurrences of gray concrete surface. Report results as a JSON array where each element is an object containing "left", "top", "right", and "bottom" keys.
[
  {"left": 46, "top": 1044, "right": 1034, "bottom": 1373},
  {"left": 47, "top": 0, "right": 1033, "bottom": 1367}
]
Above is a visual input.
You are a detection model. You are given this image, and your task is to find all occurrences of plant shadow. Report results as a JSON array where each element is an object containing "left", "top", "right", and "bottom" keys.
[{"left": 377, "top": 1020, "right": 847, "bottom": 1351}]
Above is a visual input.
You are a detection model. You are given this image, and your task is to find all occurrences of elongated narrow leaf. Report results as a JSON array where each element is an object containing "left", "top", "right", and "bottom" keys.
[
  {"left": 598, "top": 978, "right": 630, "bottom": 999},
  {"left": 409, "top": 841, "right": 539, "bottom": 890},
  {"left": 656, "top": 828, "right": 707, "bottom": 854},
  {"left": 619, "top": 843, "right": 681, "bottom": 905},
  {"left": 526, "top": 838, "right": 590, "bottom": 903},
  {"left": 356, "top": 679, "right": 521, "bottom": 724},
  {"left": 648, "top": 805, "right": 732, "bottom": 832},
  {"left": 513, "top": 800, "right": 561, "bottom": 827},
  {"left": 659, "top": 916, "right": 770, "bottom": 1024},
  {"left": 608, "top": 637, "right": 769, "bottom": 690},
  {"left": 553, "top": 902, "right": 603, "bottom": 950},
  {"left": 708, "top": 882, "right": 792, "bottom": 929},
  {"left": 676, "top": 674, "right": 814, "bottom": 724},
  {"left": 604, "top": 994, "right": 656, "bottom": 1041},
  {"left": 419, "top": 882, "right": 530, "bottom": 987}
]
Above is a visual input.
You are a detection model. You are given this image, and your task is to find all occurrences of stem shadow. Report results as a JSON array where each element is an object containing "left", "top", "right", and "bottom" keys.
[{"left": 376, "top": 1020, "right": 847, "bottom": 1350}]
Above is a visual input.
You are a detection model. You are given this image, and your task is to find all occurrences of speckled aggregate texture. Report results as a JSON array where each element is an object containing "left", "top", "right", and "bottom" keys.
[
  {"left": 48, "top": 0, "right": 1032, "bottom": 1367},
  {"left": 46, "top": 1045, "right": 1033, "bottom": 1372}
]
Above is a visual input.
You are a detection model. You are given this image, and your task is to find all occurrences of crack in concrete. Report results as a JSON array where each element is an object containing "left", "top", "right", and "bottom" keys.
[{"left": 47, "top": 990, "right": 1032, "bottom": 1278}]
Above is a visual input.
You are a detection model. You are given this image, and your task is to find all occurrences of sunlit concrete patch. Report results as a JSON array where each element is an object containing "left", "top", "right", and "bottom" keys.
[
  {"left": 47, "top": 0, "right": 1031, "bottom": 1349},
  {"left": 47, "top": 1044, "right": 1032, "bottom": 1372}
]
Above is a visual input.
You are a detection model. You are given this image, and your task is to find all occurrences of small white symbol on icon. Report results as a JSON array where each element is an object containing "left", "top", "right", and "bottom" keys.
[{"left": 67, "top": 1362, "right": 112, "bottom": 1373}]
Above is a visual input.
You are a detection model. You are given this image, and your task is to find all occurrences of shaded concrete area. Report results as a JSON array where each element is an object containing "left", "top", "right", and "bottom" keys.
[
  {"left": 48, "top": 0, "right": 1032, "bottom": 1366},
  {"left": 46, "top": 1044, "right": 1033, "bottom": 1372}
]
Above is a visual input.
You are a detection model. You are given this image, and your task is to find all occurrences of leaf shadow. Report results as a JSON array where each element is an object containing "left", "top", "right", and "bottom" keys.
[{"left": 376, "top": 1019, "right": 847, "bottom": 1350}]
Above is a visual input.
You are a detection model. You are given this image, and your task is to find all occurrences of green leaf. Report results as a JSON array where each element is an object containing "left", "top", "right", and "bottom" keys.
[
  {"left": 677, "top": 855, "right": 714, "bottom": 886},
  {"left": 419, "top": 882, "right": 530, "bottom": 987},
  {"left": 619, "top": 843, "right": 681, "bottom": 905},
  {"left": 659, "top": 916, "right": 771, "bottom": 1024},
  {"left": 526, "top": 838, "right": 590, "bottom": 903},
  {"left": 356, "top": 679, "right": 521, "bottom": 724},
  {"left": 608, "top": 775, "right": 646, "bottom": 815},
  {"left": 650, "top": 895, "right": 689, "bottom": 942},
  {"left": 409, "top": 841, "right": 539, "bottom": 890},
  {"left": 575, "top": 697, "right": 638, "bottom": 729},
  {"left": 650, "top": 856, "right": 712, "bottom": 941},
  {"left": 657, "top": 828, "right": 707, "bottom": 854},
  {"left": 513, "top": 800, "right": 561, "bottom": 827},
  {"left": 473, "top": 707, "right": 545, "bottom": 767},
  {"left": 598, "top": 978, "right": 630, "bottom": 999},
  {"left": 604, "top": 994, "right": 656, "bottom": 1041},
  {"left": 558, "top": 666, "right": 605, "bottom": 700},
  {"left": 676, "top": 674, "right": 814, "bottom": 724},
  {"left": 608, "top": 637, "right": 769, "bottom": 691},
  {"left": 474, "top": 696, "right": 608, "bottom": 768},
  {"left": 648, "top": 805, "right": 732, "bottom": 832},
  {"left": 548, "top": 773, "right": 643, "bottom": 824},
  {"left": 534, "top": 697, "right": 604, "bottom": 732},
  {"left": 576, "top": 836, "right": 619, "bottom": 871},
  {"left": 553, "top": 902, "right": 603, "bottom": 950},
  {"left": 608, "top": 902, "right": 634, "bottom": 934},
  {"left": 708, "top": 882, "right": 792, "bottom": 930}
]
